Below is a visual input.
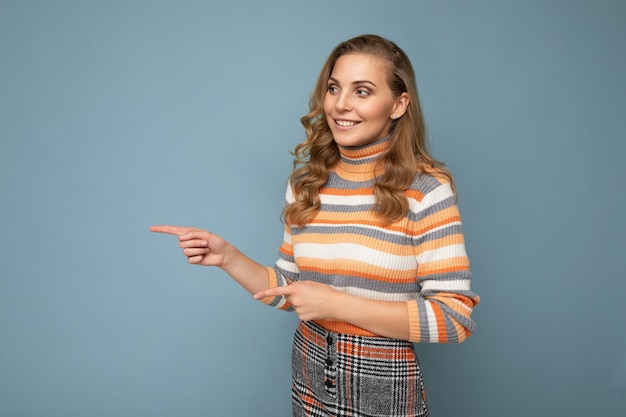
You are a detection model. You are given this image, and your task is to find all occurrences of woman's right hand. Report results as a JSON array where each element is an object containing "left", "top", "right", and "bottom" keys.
[{"left": 150, "top": 225, "right": 228, "bottom": 267}]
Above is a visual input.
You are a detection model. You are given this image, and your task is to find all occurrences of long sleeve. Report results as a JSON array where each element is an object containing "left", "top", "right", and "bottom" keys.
[
  {"left": 406, "top": 180, "right": 479, "bottom": 343},
  {"left": 263, "top": 228, "right": 297, "bottom": 311},
  {"left": 263, "top": 186, "right": 299, "bottom": 311}
]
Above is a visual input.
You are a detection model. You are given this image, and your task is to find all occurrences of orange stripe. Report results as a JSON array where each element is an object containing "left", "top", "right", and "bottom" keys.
[
  {"left": 431, "top": 293, "right": 479, "bottom": 310},
  {"left": 405, "top": 188, "right": 425, "bottom": 201},
  {"left": 311, "top": 209, "right": 462, "bottom": 236},
  {"left": 418, "top": 233, "right": 466, "bottom": 251},
  {"left": 322, "top": 185, "right": 427, "bottom": 201},
  {"left": 315, "top": 319, "right": 378, "bottom": 337},
  {"left": 293, "top": 230, "right": 466, "bottom": 255},
  {"left": 322, "top": 186, "right": 375, "bottom": 196},
  {"left": 298, "top": 259, "right": 417, "bottom": 282},
  {"left": 279, "top": 245, "right": 294, "bottom": 257},
  {"left": 431, "top": 304, "right": 448, "bottom": 343},
  {"left": 294, "top": 232, "right": 413, "bottom": 254},
  {"left": 413, "top": 210, "right": 462, "bottom": 236},
  {"left": 416, "top": 257, "right": 470, "bottom": 277}
]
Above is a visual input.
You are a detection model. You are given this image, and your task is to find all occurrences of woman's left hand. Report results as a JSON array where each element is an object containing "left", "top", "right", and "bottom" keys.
[{"left": 253, "top": 281, "right": 344, "bottom": 322}]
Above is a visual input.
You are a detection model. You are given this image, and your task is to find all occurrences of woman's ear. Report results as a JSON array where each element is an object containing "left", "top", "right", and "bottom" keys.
[{"left": 391, "top": 92, "right": 410, "bottom": 119}]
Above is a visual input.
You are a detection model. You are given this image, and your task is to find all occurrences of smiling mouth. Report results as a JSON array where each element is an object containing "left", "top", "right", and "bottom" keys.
[{"left": 335, "top": 119, "right": 360, "bottom": 127}]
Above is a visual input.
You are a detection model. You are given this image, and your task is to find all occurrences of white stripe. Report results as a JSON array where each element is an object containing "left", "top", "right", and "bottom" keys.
[
  {"left": 285, "top": 184, "right": 294, "bottom": 202},
  {"left": 449, "top": 296, "right": 473, "bottom": 314},
  {"left": 273, "top": 297, "right": 289, "bottom": 309},
  {"left": 409, "top": 182, "right": 454, "bottom": 213},
  {"left": 321, "top": 194, "right": 375, "bottom": 206},
  {"left": 424, "top": 302, "right": 439, "bottom": 343},
  {"left": 330, "top": 286, "right": 419, "bottom": 302},
  {"left": 412, "top": 221, "right": 463, "bottom": 241},
  {"left": 276, "top": 258, "right": 299, "bottom": 274},
  {"left": 294, "top": 243, "right": 418, "bottom": 271},
  {"left": 417, "top": 244, "right": 468, "bottom": 263},
  {"left": 282, "top": 229, "right": 292, "bottom": 244},
  {"left": 286, "top": 185, "right": 375, "bottom": 207},
  {"left": 421, "top": 279, "right": 471, "bottom": 292}
]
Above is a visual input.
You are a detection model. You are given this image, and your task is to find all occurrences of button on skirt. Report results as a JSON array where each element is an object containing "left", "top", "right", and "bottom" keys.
[{"left": 291, "top": 320, "right": 429, "bottom": 417}]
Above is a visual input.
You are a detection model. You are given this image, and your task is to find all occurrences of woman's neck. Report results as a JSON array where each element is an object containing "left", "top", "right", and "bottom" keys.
[{"left": 335, "top": 136, "right": 391, "bottom": 175}]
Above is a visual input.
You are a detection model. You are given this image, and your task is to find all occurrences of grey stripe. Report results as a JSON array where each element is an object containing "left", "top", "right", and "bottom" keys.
[
  {"left": 419, "top": 270, "right": 472, "bottom": 285},
  {"left": 411, "top": 224, "right": 466, "bottom": 245},
  {"left": 292, "top": 224, "right": 414, "bottom": 246},
  {"left": 416, "top": 299, "right": 431, "bottom": 341},
  {"left": 326, "top": 172, "right": 375, "bottom": 188},
  {"left": 407, "top": 195, "right": 457, "bottom": 222},
  {"left": 300, "top": 271, "right": 420, "bottom": 294}
]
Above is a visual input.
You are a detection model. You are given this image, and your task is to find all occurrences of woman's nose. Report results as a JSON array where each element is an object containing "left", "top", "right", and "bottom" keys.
[{"left": 335, "top": 92, "right": 352, "bottom": 112}]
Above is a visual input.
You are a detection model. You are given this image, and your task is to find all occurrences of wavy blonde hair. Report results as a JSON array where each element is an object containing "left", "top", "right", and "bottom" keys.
[{"left": 283, "top": 34, "right": 454, "bottom": 227}]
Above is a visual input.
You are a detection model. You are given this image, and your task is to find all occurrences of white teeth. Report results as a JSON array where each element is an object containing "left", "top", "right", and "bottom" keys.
[{"left": 336, "top": 119, "right": 359, "bottom": 127}]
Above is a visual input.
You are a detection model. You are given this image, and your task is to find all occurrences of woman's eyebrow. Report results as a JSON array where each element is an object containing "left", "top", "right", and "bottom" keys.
[{"left": 328, "top": 76, "right": 377, "bottom": 87}]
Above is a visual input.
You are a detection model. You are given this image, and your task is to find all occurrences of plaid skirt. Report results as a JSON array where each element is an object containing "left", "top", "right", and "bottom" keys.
[{"left": 291, "top": 320, "right": 429, "bottom": 417}]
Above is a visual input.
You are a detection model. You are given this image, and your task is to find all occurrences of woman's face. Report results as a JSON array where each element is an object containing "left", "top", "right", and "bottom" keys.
[{"left": 323, "top": 53, "right": 408, "bottom": 148}]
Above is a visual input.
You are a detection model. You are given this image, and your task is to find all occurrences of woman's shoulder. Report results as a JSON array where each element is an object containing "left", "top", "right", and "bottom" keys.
[
  {"left": 405, "top": 168, "right": 455, "bottom": 207},
  {"left": 409, "top": 168, "right": 452, "bottom": 191}
]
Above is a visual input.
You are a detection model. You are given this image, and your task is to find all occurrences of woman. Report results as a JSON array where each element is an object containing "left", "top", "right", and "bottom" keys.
[{"left": 151, "top": 34, "right": 479, "bottom": 417}]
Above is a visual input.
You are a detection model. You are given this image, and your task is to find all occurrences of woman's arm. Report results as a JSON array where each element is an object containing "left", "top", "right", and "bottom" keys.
[
  {"left": 150, "top": 225, "right": 270, "bottom": 295},
  {"left": 253, "top": 281, "right": 410, "bottom": 340},
  {"left": 253, "top": 279, "right": 477, "bottom": 343}
]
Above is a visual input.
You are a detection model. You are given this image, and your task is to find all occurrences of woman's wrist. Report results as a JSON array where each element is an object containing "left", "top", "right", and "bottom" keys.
[{"left": 331, "top": 290, "right": 356, "bottom": 322}]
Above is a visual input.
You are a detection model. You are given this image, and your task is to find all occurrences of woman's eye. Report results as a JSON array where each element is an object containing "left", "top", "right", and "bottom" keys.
[
  {"left": 356, "top": 89, "right": 369, "bottom": 96},
  {"left": 328, "top": 85, "right": 339, "bottom": 93}
]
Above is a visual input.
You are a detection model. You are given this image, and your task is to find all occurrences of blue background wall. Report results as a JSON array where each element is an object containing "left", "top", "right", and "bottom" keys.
[{"left": 1, "top": 1, "right": 625, "bottom": 416}]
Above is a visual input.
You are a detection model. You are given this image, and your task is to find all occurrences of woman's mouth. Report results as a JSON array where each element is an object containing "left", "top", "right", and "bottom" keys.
[{"left": 335, "top": 119, "right": 360, "bottom": 127}]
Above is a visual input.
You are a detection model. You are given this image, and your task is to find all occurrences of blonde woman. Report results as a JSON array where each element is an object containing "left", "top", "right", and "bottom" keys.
[{"left": 152, "top": 34, "right": 479, "bottom": 417}]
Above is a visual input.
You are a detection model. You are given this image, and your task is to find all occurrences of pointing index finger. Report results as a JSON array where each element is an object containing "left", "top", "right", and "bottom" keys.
[
  {"left": 253, "top": 286, "right": 293, "bottom": 300},
  {"left": 150, "top": 225, "right": 193, "bottom": 236}
]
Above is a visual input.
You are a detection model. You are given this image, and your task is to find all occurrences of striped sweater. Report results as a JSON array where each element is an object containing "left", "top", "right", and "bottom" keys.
[{"left": 264, "top": 137, "right": 479, "bottom": 343}]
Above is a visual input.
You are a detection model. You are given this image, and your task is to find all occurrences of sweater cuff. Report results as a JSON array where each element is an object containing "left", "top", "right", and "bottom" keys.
[
  {"left": 257, "top": 266, "right": 278, "bottom": 306},
  {"left": 266, "top": 266, "right": 278, "bottom": 288},
  {"left": 406, "top": 300, "right": 421, "bottom": 343}
]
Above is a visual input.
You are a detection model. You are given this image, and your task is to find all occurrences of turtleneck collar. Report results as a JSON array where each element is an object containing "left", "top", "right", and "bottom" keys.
[{"left": 334, "top": 135, "right": 391, "bottom": 176}]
